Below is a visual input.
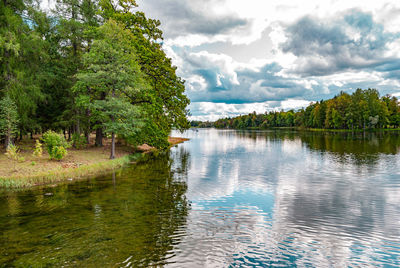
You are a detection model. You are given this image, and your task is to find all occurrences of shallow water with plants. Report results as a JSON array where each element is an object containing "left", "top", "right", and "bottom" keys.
[{"left": 1, "top": 129, "right": 400, "bottom": 267}]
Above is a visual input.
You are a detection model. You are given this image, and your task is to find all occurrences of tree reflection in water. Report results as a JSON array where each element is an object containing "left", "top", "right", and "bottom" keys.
[{"left": 0, "top": 150, "right": 190, "bottom": 267}]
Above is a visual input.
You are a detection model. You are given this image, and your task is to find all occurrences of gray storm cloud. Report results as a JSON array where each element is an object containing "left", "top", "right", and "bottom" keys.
[
  {"left": 138, "top": 0, "right": 249, "bottom": 38},
  {"left": 281, "top": 10, "right": 400, "bottom": 77}
]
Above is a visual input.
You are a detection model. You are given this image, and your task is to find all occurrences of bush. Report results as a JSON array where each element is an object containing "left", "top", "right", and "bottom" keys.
[
  {"left": 72, "top": 133, "right": 87, "bottom": 149},
  {"left": 52, "top": 146, "right": 67, "bottom": 160},
  {"left": 32, "top": 139, "right": 43, "bottom": 157},
  {"left": 42, "top": 130, "right": 70, "bottom": 160}
]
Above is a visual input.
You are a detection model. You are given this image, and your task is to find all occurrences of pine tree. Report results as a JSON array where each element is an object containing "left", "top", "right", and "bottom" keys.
[{"left": 74, "top": 20, "right": 146, "bottom": 159}]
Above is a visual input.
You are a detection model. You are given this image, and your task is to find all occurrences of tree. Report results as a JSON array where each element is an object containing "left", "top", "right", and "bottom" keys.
[
  {"left": 0, "top": 0, "right": 45, "bottom": 138},
  {"left": 74, "top": 20, "right": 147, "bottom": 159},
  {"left": 0, "top": 96, "right": 19, "bottom": 148},
  {"left": 383, "top": 95, "right": 400, "bottom": 127},
  {"left": 0, "top": 0, "right": 191, "bottom": 150},
  {"left": 51, "top": 0, "right": 100, "bottom": 139},
  {"left": 99, "top": 0, "right": 190, "bottom": 148},
  {"left": 212, "top": 88, "right": 396, "bottom": 131}
]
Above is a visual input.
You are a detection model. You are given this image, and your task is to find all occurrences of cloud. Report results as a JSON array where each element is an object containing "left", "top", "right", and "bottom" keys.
[
  {"left": 138, "top": 0, "right": 276, "bottom": 47},
  {"left": 175, "top": 49, "right": 315, "bottom": 104},
  {"left": 138, "top": 0, "right": 251, "bottom": 46},
  {"left": 163, "top": 8, "right": 400, "bottom": 122},
  {"left": 175, "top": 47, "right": 400, "bottom": 117},
  {"left": 189, "top": 99, "right": 311, "bottom": 121},
  {"left": 281, "top": 10, "right": 400, "bottom": 76}
]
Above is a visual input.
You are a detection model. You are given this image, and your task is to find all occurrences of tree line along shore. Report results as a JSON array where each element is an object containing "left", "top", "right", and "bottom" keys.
[
  {"left": 1, "top": 0, "right": 190, "bottom": 160},
  {"left": 192, "top": 89, "right": 400, "bottom": 131}
]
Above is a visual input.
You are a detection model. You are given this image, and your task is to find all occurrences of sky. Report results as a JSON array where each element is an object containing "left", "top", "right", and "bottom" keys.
[{"left": 43, "top": 0, "right": 400, "bottom": 121}]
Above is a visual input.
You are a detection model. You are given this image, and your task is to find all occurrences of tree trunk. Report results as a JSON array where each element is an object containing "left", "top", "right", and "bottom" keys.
[
  {"left": 5, "top": 137, "right": 10, "bottom": 149},
  {"left": 110, "top": 132, "right": 115, "bottom": 159},
  {"left": 5, "top": 128, "right": 11, "bottom": 149},
  {"left": 85, "top": 108, "right": 90, "bottom": 144},
  {"left": 30, "top": 132, "right": 33, "bottom": 139},
  {"left": 85, "top": 131, "right": 90, "bottom": 144},
  {"left": 95, "top": 127, "right": 103, "bottom": 147},
  {"left": 68, "top": 127, "right": 71, "bottom": 141},
  {"left": 76, "top": 117, "right": 80, "bottom": 135}
]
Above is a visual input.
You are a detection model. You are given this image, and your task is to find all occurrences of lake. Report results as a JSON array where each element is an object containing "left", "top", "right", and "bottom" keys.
[{"left": 1, "top": 129, "right": 400, "bottom": 267}]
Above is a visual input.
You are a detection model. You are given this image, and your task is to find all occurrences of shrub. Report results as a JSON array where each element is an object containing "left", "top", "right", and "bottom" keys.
[
  {"left": 32, "top": 139, "right": 43, "bottom": 157},
  {"left": 72, "top": 133, "right": 87, "bottom": 149},
  {"left": 52, "top": 146, "right": 67, "bottom": 160},
  {"left": 42, "top": 130, "right": 70, "bottom": 160}
]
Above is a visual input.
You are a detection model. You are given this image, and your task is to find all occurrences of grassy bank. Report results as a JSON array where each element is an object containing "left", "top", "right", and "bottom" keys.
[
  {"left": 0, "top": 155, "right": 134, "bottom": 188},
  {"left": 0, "top": 136, "right": 188, "bottom": 189}
]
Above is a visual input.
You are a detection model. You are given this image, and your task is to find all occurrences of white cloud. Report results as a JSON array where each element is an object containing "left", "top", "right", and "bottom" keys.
[
  {"left": 281, "top": 99, "right": 311, "bottom": 110},
  {"left": 189, "top": 99, "right": 311, "bottom": 121}
]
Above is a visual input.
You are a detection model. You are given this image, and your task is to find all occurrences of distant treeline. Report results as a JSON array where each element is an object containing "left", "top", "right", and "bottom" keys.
[
  {"left": 197, "top": 89, "right": 400, "bottom": 130},
  {"left": 190, "top": 121, "right": 214, "bottom": 128}
]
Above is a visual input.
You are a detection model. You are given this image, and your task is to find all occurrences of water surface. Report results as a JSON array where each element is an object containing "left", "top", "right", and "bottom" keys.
[{"left": 1, "top": 129, "right": 400, "bottom": 267}]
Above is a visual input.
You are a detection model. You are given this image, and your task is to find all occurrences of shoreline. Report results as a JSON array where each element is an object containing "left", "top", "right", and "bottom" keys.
[
  {"left": 212, "top": 127, "right": 400, "bottom": 132},
  {"left": 0, "top": 137, "right": 189, "bottom": 189}
]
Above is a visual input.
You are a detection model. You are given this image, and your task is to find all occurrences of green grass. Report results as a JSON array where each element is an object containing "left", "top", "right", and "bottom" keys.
[{"left": 0, "top": 154, "right": 143, "bottom": 189}]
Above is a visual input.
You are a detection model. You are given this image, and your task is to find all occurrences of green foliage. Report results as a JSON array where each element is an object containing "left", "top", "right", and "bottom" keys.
[
  {"left": 0, "top": 1, "right": 45, "bottom": 137},
  {"left": 127, "top": 117, "right": 170, "bottom": 149},
  {"left": 42, "top": 130, "right": 70, "bottom": 160},
  {"left": 32, "top": 139, "right": 43, "bottom": 157},
  {"left": 0, "top": 95, "right": 19, "bottom": 147},
  {"left": 52, "top": 146, "right": 68, "bottom": 161},
  {"left": 72, "top": 133, "right": 87, "bottom": 149},
  {"left": 74, "top": 20, "right": 146, "bottom": 157},
  {"left": 0, "top": 0, "right": 190, "bottom": 150},
  {"left": 214, "top": 89, "right": 400, "bottom": 131},
  {"left": 98, "top": 0, "right": 190, "bottom": 144}
]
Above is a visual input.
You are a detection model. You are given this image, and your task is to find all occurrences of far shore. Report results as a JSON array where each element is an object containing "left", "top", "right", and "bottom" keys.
[
  {"left": 202, "top": 126, "right": 400, "bottom": 132},
  {"left": 0, "top": 136, "right": 189, "bottom": 189}
]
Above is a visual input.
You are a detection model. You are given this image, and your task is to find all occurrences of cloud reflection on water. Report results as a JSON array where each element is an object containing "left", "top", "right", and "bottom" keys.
[{"left": 169, "top": 129, "right": 400, "bottom": 267}]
